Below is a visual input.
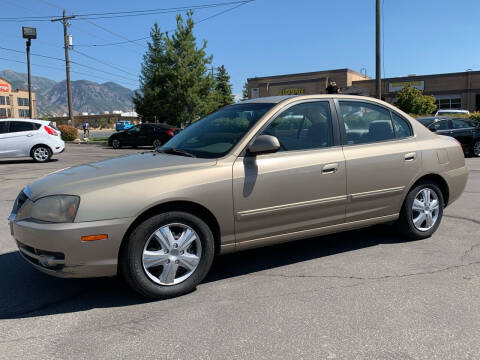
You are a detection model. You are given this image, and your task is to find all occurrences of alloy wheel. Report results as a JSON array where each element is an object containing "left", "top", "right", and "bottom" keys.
[
  {"left": 142, "top": 223, "right": 202, "bottom": 286},
  {"left": 153, "top": 139, "right": 162, "bottom": 148},
  {"left": 112, "top": 139, "right": 121, "bottom": 149},
  {"left": 474, "top": 141, "right": 480, "bottom": 157},
  {"left": 411, "top": 188, "right": 440, "bottom": 231},
  {"left": 33, "top": 147, "right": 50, "bottom": 162}
]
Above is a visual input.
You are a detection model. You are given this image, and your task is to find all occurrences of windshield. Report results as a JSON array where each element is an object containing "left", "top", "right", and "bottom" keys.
[{"left": 160, "top": 102, "right": 274, "bottom": 158}]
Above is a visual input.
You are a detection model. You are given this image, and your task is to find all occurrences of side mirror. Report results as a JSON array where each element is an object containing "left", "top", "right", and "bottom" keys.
[{"left": 247, "top": 135, "right": 280, "bottom": 156}]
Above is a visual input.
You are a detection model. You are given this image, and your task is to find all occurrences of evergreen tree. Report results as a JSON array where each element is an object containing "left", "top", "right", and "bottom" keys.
[
  {"left": 242, "top": 81, "right": 249, "bottom": 100},
  {"left": 214, "top": 65, "right": 234, "bottom": 108},
  {"left": 134, "top": 12, "right": 216, "bottom": 126}
]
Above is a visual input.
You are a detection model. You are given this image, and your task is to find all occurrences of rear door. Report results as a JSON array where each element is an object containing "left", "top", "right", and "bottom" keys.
[
  {"left": 450, "top": 119, "right": 476, "bottom": 151},
  {"left": 137, "top": 124, "right": 151, "bottom": 146},
  {"left": 336, "top": 100, "right": 421, "bottom": 222}
]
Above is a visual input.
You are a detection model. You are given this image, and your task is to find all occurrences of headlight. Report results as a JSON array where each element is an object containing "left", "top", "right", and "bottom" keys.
[{"left": 16, "top": 195, "right": 80, "bottom": 223}]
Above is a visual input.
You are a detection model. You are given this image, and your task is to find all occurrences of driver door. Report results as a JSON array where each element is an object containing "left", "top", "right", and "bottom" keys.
[
  {"left": 232, "top": 100, "right": 347, "bottom": 247},
  {"left": 124, "top": 125, "right": 141, "bottom": 146}
]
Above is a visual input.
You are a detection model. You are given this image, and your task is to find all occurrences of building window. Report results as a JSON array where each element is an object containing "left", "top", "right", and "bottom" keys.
[
  {"left": 18, "top": 109, "right": 30, "bottom": 118},
  {"left": 6, "top": 96, "right": 10, "bottom": 105},
  {"left": 0, "top": 96, "right": 4, "bottom": 105},
  {"left": 7, "top": 108, "right": 11, "bottom": 117},
  {"left": 0, "top": 108, "right": 6, "bottom": 118},
  {"left": 17, "top": 97, "right": 29, "bottom": 107},
  {"left": 435, "top": 97, "right": 461, "bottom": 110}
]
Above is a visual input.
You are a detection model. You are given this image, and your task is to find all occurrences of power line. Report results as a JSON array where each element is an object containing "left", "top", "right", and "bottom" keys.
[
  {"left": 71, "top": 48, "right": 138, "bottom": 77},
  {"left": 0, "top": 1, "right": 252, "bottom": 21}
]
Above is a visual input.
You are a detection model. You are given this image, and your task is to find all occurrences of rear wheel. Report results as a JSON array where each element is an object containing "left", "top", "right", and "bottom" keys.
[
  {"left": 120, "top": 211, "right": 215, "bottom": 299},
  {"left": 112, "top": 139, "right": 121, "bottom": 149},
  {"left": 396, "top": 181, "right": 444, "bottom": 240},
  {"left": 31, "top": 145, "right": 52, "bottom": 163}
]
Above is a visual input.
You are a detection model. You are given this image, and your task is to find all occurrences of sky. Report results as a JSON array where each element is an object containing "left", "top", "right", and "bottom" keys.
[{"left": 0, "top": 0, "right": 479, "bottom": 98}]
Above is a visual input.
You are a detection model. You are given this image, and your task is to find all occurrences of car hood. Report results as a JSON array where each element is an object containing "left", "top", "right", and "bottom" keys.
[{"left": 27, "top": 152, "right": 217, "bottom": 199}]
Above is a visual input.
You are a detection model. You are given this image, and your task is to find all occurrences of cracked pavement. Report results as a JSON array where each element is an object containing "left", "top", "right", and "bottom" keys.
[{"left": 0, "top": 145, "right": 479, "bottom": 359}]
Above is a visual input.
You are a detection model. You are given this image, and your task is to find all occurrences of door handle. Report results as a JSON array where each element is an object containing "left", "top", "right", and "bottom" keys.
[
  {"left": 26, "top": 134, "right": 34, "bottom": 137},
  {"left": 322, "top": 163, "right": 338, "bottom": 174},
  {"left": 404, "top": 152, "right": 416, "bottom": 161}
]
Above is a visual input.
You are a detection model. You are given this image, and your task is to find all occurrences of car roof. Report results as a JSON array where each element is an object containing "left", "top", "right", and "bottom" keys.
[
  {"left": 437, "top": 109, "right": 469, "bottom": 113},
  {"left": 0, "top": 118, "right": 49, "bottom": 125}
]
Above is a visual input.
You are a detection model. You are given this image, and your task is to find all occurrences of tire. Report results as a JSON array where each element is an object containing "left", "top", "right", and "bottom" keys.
[
  {"left": 395, "top": 181, "right": 444, "bottom": 240},
  {"left": 112, "top": 139, "right": 121, "bottom": 149},
  {"left": 120, "top": 211, "right": 215, "bottom": 299},
  {"left": 473, "top": 140, "right": 480, "bottom": 157},
  {"left": 31, "top": 145, "right": 52, "bottom": 163},
  {"left": 153, "top": 138, "right": 163, "bottom": 148}
]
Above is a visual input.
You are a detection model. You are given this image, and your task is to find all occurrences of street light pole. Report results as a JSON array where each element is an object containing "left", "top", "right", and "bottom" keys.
[
  {"left": 22, "top": 26, "right": 36, "bottom": 118},
  {"left": 375, "top": 0, "right": 381, "bottom": 99}
]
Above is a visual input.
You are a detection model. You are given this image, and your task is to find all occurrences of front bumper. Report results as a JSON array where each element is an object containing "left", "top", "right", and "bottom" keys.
[{"left": 10, "top": 217, "right": 133, "bottom": 278}]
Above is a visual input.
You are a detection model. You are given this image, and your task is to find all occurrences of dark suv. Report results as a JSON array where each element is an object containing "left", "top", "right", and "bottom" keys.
[
  {"left": 108, "top": 123, "right": 177, "bottom": 149},
  {"left": 417, "top": 117, "right": 480, "bottom": 157}
]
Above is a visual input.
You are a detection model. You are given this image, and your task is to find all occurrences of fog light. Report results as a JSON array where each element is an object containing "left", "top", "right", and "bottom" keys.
[{"left": 38, "top": 254, "right": 56, "bottom": 267}]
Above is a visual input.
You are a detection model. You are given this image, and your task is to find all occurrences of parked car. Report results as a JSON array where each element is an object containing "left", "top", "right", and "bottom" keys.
[
  {"left": 417, "top": 117, "right": 480, "bottom": 157},
  {"left": 0, "top": 119, "right": 65, "bottom": 162},
  {"left": 115, "top": 120, "right": 134, "bottom": 131},
  {"left": 108, "top": 123, "right": 176, "bottom": 149},
  {"left": 435, "top": 109, "right": 470, "bottom": 117},
  {"left": 10, "top": 95, "right": 468, "bottom": 299}
]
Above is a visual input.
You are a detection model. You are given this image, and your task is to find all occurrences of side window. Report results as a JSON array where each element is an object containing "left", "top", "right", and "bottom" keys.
[
  {"left": 452, "top": 119, "right": 471, "bottom": 129},
  {"left": 391, "top": 113, "right": 412, "bottom": 139},
  {"left": 339, "top": 101, "right": 394, "bottom": 144},
  {"left": 128, "top": 125, "right": 141, "bottom": 133},
  {"left": 429, "top": 120, "right": 449, "bottom": 131},
  {"left": 260, "top": 101, "right": 333, "bottom": 151},
  {"left": 0, "top": 96, "right": 5, "bottom": 105},
  {"left": 9, "top": 121, "right": 35, "bottom": 133},
  {"left": 0, "top": 121, "right": 7, "bottom": 134}
]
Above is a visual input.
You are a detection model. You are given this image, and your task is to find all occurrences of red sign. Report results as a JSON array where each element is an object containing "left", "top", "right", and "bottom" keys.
[{"left": 0, "top": 83, "right": 9, "bottom": 92}]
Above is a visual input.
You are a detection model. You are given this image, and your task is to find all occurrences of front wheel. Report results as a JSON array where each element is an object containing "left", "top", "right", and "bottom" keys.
[
  {"left": 153, "top": 138, "right": 163, "bottom": 148},
  {"left": 120, "top": 211, "right": 215, "bottom": 299},
  {"left": 31, "top": 145, "right": 52, "bottom": 163},
  {"left": 112, "top": 139, "right": 121, "bottom": 149},
  {"left": 473, "top": 140, "right": 480, "bottom": 157},
  {"left": 395, "top": 181, "right": 444, "bottom": 240}
]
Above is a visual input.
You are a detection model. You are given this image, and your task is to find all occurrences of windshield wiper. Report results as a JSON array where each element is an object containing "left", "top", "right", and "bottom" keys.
[{"left": 156, "top": 147, "right": 196, "bottom": 158}]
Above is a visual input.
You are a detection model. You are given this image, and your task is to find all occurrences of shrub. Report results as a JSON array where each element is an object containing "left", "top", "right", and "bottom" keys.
[
  {"left": 394, "top": 86, "right": 437, "bottom": 115},
  {"left": 469, "top": 112, "right": 480, "bottom": 122},
  {"left": 57, "top": 125, "right": 78, "bottom": 141}
]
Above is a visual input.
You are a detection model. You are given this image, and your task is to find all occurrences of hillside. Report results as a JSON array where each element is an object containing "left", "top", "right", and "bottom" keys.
[{"left": 0, "top": 69, "right": 135, "bottom": 116}]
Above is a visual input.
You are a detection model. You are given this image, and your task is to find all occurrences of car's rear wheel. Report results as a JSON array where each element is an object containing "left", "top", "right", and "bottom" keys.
[
  {"left": 120, "top": 211, "right": 215, "bottom": 299},
  {"left": 31, "top": 145, "right": 52, "bottom": 163},
  {"left": 153, "top": 138, "right": 163, "bottom": 148},
  {"left": 473, "top": 140, "right": 480, "bottom": 157},
  {"left": 396, "top": 181, "right": 444, "bottom": 240},
  {"left": 112, "top": 139, "right": 121, "bottom": 149}
]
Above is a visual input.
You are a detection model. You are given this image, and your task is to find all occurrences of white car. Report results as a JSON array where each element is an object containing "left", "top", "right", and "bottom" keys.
[
  {"left": 435, "top": 109, "right": 470, "bottom": 117},
  {"left": 0, "top": 119, "right": 65, "bottom": 162}
]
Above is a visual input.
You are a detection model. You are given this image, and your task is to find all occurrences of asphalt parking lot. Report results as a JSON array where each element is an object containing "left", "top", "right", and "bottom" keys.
[{"left": 0, "top": 144, "right": 479, "bottom": 359}]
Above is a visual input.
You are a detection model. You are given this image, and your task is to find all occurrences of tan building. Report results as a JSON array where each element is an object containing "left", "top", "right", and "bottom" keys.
[
  {"left": 0, "top": 77, "right": 37, "bottom": 119},
  {"left": 246, "top": 69, "right": 480, "bottom": 112},
  {"left": 246, "top": 68, "right": 370, "bottom": 99}
]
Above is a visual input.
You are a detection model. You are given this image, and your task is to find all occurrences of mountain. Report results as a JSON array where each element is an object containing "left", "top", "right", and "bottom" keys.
[{"left": 0, "top": 69, "right": 135, "bottom": 116}]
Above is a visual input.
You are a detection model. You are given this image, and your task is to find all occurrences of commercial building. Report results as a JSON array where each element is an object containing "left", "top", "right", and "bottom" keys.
[
  {"left": 48, "top": 112, "right": 138, "bottom": 129},
  {"left": 0, "top": 77, "right": 37, "bottom": 119},
  {"left": 246, "top": 69, "right": 480, "bottom": 112}
]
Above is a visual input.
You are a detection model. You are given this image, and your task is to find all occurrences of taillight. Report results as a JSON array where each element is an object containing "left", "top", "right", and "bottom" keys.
[
  {"left": 165, "top": 129, "right": 175, "bottom": 137},
  {"left": 44, "top": 126, "right": 58, "bottom": 136}
]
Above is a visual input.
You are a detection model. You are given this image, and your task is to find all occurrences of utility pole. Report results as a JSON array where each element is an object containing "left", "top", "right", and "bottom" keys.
[
  {"left": 22, "top": 27, "right": 36, "bottom": 118},
  {"left": 52, "top": 10, "right": 75, "bottom": 122},
  {"left": 375, "top": 0, "right": 381, "bottom": 99}
]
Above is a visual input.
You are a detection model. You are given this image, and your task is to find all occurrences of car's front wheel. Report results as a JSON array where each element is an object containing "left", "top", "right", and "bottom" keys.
[
  {"left": 112, "top": 139, "right": 121, "bottom": 149},
  {"left": 153, "top": 138, "right": 163, "bottom": 148},
  {"left": 120, "top": 211, "right": 215, "bottom": 299},
  {"left": 473, "top": 140, "right": 480, "bottom": 157},
  {"left": 31, "top": 145, "right": 52, "bottom": 163},
  {"left": 396, "top": 181, "right": 444, "bottom": 240}
]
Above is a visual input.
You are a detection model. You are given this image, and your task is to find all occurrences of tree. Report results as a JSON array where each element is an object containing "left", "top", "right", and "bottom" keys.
[
  {"left": 241, "top": 81, "right": 249, "bottom": 100},
  {"left": 393, "top": 86, "right": 437, "bottom": 115},
  {"left": 133, "top": 12, "right": 216, "bottom": 126},
  {"left": 213, "top": 65, "right": 234, "bottom": 108}
]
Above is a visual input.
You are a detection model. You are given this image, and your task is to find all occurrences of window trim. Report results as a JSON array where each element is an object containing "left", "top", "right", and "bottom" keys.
[
  {"left": 240, "top": 99, "right": 340, "bottom": 156},
  {"left": 334, "top": 98, "right": 415, "bottom": 147}
]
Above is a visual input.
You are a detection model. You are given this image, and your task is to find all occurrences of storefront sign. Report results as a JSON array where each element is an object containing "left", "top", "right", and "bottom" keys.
[
  {"left": 0, "top": 83, "right": 9, "bottom": 92},
  {"left": 280, "top": 88, "right": 305, "bottom": 95},
  {"left": 388, "top": 80, "right": 424, "bottom": 92}
]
